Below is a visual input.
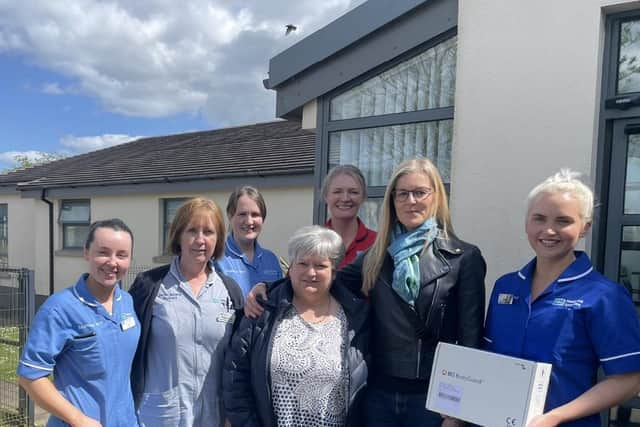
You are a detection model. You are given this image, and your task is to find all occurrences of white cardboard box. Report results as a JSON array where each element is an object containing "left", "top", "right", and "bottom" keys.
[{"left": 426, "top": 342, "right": 551, "bottom": 427}]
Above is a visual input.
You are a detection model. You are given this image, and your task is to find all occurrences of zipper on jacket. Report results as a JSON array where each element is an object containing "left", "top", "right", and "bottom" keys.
[
  {"left": 423, "top": 280, "right": 440, "bottom": 338},
  {"left": 436, "top": 303, "right": 446, "bottom": 340},
  {"left": 415, "top": 338, "right": 423, "bottom": 378}
]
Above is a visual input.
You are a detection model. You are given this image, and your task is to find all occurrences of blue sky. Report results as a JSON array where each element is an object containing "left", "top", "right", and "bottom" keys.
[{"left": 0, "top": 1, "right": 364, "bottom": 171}]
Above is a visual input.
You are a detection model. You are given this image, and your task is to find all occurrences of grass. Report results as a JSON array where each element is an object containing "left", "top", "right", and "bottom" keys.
[
  {"left": 0, "top": 407, "right": 28, "bottom": 427},
  {"left": 0, "top": 327, "right": 19, "bottom": 384}
]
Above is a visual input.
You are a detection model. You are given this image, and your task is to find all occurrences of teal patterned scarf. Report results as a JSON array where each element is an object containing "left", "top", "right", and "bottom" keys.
[{"left": 387, "top": 217, "right": 438, "bottom": 306}]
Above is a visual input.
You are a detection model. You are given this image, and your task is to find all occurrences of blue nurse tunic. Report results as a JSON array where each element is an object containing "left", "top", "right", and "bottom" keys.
[
  {"left": 17, "top": 274, "right": 140, "bottom": 427},
  {"left": 216, "top": 234, "right": 282, "bottom": 296},
  {"left": 484, "top": 252, "right": 640, "bottom": 427}
]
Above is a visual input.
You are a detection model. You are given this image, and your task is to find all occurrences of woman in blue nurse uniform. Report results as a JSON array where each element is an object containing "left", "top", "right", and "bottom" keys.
[
  {"left": 17, "top": 218, "right": 139, "bottom": 427},
  {"left": 484, "top": 170, "right": 640, "bottom": 427},
  {"left": 216, "top": 186, "right": 282, "bottom": 296}
]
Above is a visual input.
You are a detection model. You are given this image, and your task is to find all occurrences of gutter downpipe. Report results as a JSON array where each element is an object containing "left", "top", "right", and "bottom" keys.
[{"left": 40, "top": 189, "right": 54, "bottom": 295}]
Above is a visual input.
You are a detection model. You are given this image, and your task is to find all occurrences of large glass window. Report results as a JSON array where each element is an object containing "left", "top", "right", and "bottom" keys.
[
  {"left": 625, "top": 134, "right": 640, "bottom": 214},
  {"left": 162, "top": 198, "right": 188, "bottom": 253},
  {"left": 620, "top": 226, "right": 640, "bottom": 306},
  {"left": 330, "top": 37, "right": 456, "bottom": 120},
  {"left": 320, "top": 35, "right": 457, "bottom": 228},
  {"left": 617, "top": 19, "right": 640, "bottom": 94},
  {"left": 329, "top": 120, "right": 453, "bottom": 185},
  {"left": 0, "top": 204, "right": 7, "bottom": 267},
  {"left": 59, "top": 200, "right": 90, "bottom": 249}
]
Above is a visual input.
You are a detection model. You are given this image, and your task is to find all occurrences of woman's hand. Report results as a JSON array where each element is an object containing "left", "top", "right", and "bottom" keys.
[
  {"left": 18, "top": 376, "right": 103, "bottom": 427},
  {"left": 526, "top": 413, "right": 562, "bottom": 427},
  {"left": 71, "top": 414, "right": 102, "bottom": 427},
  {"left": 244, "top": 282, "right": 267, "bottom": 318},
  {"left": 441, "top": 415, "right": 465, "bottom": 427}
]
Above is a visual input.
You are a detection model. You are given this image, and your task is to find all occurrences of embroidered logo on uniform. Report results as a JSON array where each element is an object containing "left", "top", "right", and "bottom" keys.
[
  {"left": 77, "top": 321, "right": 103, "bottom": 330},
  {"left": 551, "top": 298, "right": 584, "bottom": 308},
  {"left": 498, "top": 293, "right": 515, "bottom": 304}
]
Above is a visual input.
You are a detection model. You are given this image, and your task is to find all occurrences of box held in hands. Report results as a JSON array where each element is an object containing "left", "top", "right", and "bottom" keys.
[{"left": 426, "top": 342, "right": 551, "bottom": 427}]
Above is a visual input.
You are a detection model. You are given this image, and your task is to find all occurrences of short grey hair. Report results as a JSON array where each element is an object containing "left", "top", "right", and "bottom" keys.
[
  {"left": 288, "top": 225, "right": 345, "bottom": 270},
  {"left": 526, "top": 168, "right": 594, "bottom": 222}
]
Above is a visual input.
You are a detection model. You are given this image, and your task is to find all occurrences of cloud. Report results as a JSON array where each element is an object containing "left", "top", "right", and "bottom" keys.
[
  {"left": 60, "top": 134, "right": 142, "bottom": 152},
  {"left": 42, "top": 82, "right": 64, "bottom": 94},
  {"left": 0, "top": 134, "right": 141, "bottom": 171},
  {"left": 0, "top": 0, "right": 366, "bottom": 126},
  {"left": 0, "top": 150, "right": 47, "bottom": 164}
]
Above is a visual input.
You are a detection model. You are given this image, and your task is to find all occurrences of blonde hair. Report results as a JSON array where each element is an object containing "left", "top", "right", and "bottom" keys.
[
  {"left": 526, "top": 169, "right": 594, "bottom": 223},
  {"left": 167, "top": 197, "right": 226, "bottom": 260},
  {"left": 362, "top": 158, "right": 453, "bottom": 294},
  {"left": 321, "top": 164, "right": 368, "bottom": 200}
]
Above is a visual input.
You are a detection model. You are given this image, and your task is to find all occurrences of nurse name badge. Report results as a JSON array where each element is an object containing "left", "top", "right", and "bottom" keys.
[
  {"left": 498, "top": 293, "right": 515, "bottom": 304},
  {"left": 120, "top": 315, "right": 136, "bottom": 331}
]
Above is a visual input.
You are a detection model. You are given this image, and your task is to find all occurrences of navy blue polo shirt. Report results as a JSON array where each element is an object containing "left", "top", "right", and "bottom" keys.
[
  {"left": 484, "top": 252, "right": 640, "bottom": 427},
  {"left": 216, "top": 235, "right": 282, "bottom": 296},
  {"left": 17, "top": 275, "right": 140, "bottom": 427}
]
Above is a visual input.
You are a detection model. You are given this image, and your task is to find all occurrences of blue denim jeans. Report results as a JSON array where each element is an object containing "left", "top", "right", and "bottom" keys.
[{"left": 363, "top": 386, "right": 443, "bottom": 427}]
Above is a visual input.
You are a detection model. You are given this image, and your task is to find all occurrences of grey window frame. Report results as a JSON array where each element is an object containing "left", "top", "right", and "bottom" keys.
[
  {"left": 58, "top": 199, "right": 91, "bottom": 249},
  {"left": 162, "top": 198, "right": 188, "bottom": 254},
  {"left": 314, "top": 28, "right": 457, "bottom": 224}
]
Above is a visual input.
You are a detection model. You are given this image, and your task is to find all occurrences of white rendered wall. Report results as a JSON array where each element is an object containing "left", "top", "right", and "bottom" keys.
[
  {"left": 453, "top": 0, "right": 638, "bottom": 292},
  {"left": 0, "top": 195, "right": 52, "bottom": 295},
  {"left": 302, "top": 100, "right": 318, "bottom": 129},
  {"left": 51, "top": 186, "right": 313, "bottom": 292}
]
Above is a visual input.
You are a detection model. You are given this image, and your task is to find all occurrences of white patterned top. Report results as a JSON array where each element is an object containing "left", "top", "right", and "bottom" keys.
[{"left": 270, "top": 305, "right": 348, "bottom": 427}]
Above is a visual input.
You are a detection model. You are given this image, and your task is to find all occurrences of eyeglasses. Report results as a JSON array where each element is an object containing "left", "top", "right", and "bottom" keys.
[{"left": 392, "top": 188, "right": 433, "bottom": 202}]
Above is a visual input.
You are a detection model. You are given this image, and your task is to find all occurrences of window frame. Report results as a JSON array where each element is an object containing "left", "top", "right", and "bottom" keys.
[
  {"left": 58, "top": 199, "right": 91, "bottom": 250},
  {"left": 314, "top": 28, "right": 457, "bottom": 225},
  {"left": 161, "top": 198, "right": 188, "bottom": 254}
]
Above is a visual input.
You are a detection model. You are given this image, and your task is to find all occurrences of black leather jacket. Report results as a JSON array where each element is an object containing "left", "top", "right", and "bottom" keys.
[
  {"left": 223, "top": 278, "right": 370, "bottom": 427},
  {"left": 337, "top": 233, "right": 486, "bottom": 392}
]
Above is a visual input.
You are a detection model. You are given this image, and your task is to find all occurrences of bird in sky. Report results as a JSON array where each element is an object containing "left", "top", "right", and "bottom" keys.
[{"left": 285, "top": 24, "right": 297, "bottom": 35}]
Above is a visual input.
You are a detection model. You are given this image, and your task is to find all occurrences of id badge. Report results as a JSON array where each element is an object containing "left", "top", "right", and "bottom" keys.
[
  {"left": 120, "top": 315, "right": 136, "bottom": 331},
  {"left": 216, "top": 312, "right": 234, "bottom": 324},
  {"left": 497, "top": 293, "right": 515, "bottom": 304}
]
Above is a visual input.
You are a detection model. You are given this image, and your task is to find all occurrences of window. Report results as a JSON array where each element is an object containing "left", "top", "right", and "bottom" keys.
[
  {"left": 59, "top": 200, "right": 90, "bottom": 249},
  {"left": 598, "top": 11, "right": 640, "bottom": 310},
  {"left": 0, "top": 204, "right": 7, "bottom": 267},
  {"left": 617, "top": 19, "right": 640, "bottom": 95},
  {"left": 162, "top": 198, "right": 188, "bottom": 253},
  {"left": 318, "top": 33, "right": 457, "bottom": 228}
]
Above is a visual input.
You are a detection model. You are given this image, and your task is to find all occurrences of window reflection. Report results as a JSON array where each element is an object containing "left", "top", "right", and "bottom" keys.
[
  {"left": 620, "top": 226, "right": 640, "bottom": 306},
  {"left": 359, "top": 199, "right": 383, "bottom": 231},
  {"left": 329, "top": 120, "right": 453, "bottom": 187},
  {"left": 617, "top": 19, "right": 640, "bottom": 94},
  {"left": 625, "top": 134, "right": 640, "bottom": 214},
  {"left": 330, "top": 37, "right": 457, "bottom": 120}
]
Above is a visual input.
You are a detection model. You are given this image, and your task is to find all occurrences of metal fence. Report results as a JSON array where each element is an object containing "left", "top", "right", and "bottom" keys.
[
  {"left": 121, "top": 264, "right": 155, "bottom": 291},
  {"left": 0, "top": 268, "right": 34, "bottom": 427}
]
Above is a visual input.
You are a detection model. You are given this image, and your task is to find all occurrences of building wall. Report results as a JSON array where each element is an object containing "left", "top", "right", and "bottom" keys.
[
  {"left": 451, "top": 0, "right": 638, "bottom": 290},
  {"left": 0, "top": 194, "right": 51, "bottom": 295},
  {"left": 54, "top": 186, "right": 313, "bottom": 292},
  {"left": 296, "top": 0, "right": 639, "bottom": 294}
]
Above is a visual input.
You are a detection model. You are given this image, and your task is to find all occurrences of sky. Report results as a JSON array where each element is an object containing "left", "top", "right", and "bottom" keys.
[{"left": 0, "top": 0, "right": 365, "bottom": 171}]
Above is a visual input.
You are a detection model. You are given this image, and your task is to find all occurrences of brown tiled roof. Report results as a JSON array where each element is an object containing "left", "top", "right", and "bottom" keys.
[{"left": 0, "top": 120, "right": 315, "bottom": 190}]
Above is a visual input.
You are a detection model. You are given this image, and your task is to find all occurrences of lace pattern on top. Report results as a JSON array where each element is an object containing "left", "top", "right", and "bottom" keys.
[{"left": 270, "top": 305, "right": 348, "bottom": 427}]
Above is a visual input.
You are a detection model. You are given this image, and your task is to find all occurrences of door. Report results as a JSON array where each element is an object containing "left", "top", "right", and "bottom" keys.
[{"left": 605, "top": 119, "right": 640, "bottom": 308}]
